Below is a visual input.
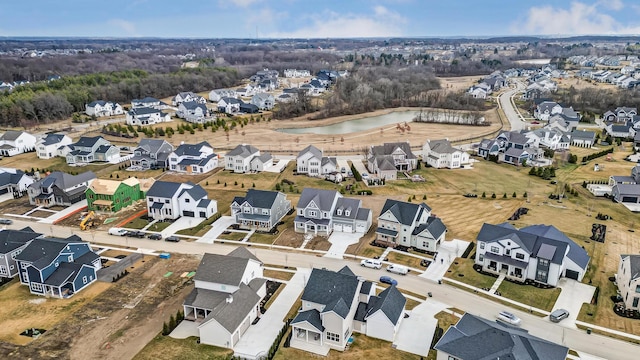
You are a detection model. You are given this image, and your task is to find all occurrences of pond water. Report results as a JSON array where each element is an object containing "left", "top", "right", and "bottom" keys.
[{"left": 276, "top": 111, "right": 419, "bottom": 135}]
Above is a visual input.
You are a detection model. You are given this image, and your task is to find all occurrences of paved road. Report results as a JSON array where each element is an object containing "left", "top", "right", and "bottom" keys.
[
  {"left": 10, "top": 219, "right": 639, "bottom": 360},
  {"left": 498, "top": 82, "right": 526, "bottom": 132}
]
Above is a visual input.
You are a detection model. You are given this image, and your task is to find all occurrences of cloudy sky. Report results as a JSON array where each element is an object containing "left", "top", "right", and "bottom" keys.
[{"left": 2, "top": 0, "right": 640, "bottom": 38}]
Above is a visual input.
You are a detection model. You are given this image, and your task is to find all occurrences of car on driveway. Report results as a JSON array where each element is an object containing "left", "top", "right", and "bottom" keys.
[
  {"left": 496, "top": 311, "right": 521, "bottom": 326},
  {"left": 165, "top": 236, "right": 180, "bottom": 242},
  {"left": 147, "top": 233, "right": 162, "bottom": 240},
  {"left": 360, "top": 259, "right": 382, "bottom": 269},
  {"left": 550, "top": 308, "right": 570, "bottom": 323},
  {"left": 126, "top": 230, "right": 146, "bottom": 238},
  {"left": 0, "top": 218, "right": 12, "bottom": 225},
  {"left": 379, "top": 275, "right": 398, "bottom": 286}
]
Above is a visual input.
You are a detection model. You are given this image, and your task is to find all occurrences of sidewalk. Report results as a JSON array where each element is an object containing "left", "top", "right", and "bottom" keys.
[
  {"left": 38, "top": 200, "right": 88, "bottom": 224},
  {"left": 420, "top": 239, "right": 469, "bottom": 281}
]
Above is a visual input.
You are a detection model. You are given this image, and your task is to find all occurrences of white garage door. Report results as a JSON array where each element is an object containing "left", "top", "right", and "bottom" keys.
[
  {"left": 356, "top": 223, "right": 366, "bottom": 233},
  {"left": 334, "top": 223, "right": 343, "bottom": 232},
  {"left": 343, "top": 224, "right": 353, "bottom": 233}
]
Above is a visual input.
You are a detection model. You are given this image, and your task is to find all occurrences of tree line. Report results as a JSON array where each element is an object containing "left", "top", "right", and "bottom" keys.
[{"left": 534, "top": 85, "right": 640, "bottom": 117}]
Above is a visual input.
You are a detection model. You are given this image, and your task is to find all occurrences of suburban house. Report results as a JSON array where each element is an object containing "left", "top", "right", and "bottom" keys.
[
  {"left": 208, "top": 89, "right": 237, "bottom": 103},
  {"left": 250, "top": 93, "right": 275, "bottom": 110},
  {"left": 27, "top": 171, "right": 96, "bottom": 208},
  {"left": 183, "top": 248, "right": 266, "bottom": 350},
  {"left": 65, "top": 136, "right": 120, "bottom": 164},
  {"left": 434, "top": 313, "right": 569, "bottom": 360},
  {"left": 603, "top": 107, "right": 637, "bottom": 123},
  {"left": 177, "top": 101, "right": 211, "bottom": 123},
  {"left": 290, "top": 266, "right": 406, "bottom": 356},
  {"left": 125, "top": 107, "right": 171, "bottom": 126},
  {"left": 36, "top": 133, "right": 72, "bottom": 159},
  {"left": 294, "top": 188, "right": 372, "bottom": 236},
  {"left": 85, "top": 100, "right": 123, "bottom": 117},
  {"left": 0, "top": 168, "right": 34, "bottom": 197},
  {"left": 467, "top": 85, "right": 489, "bottom": 99},
  {"left": 129, "top": 139, "right": 174, "bottom": 170},
  {"left": 217, "top": 97, "right": 242, "bottom": 114},
  {"left": 635, "top": 132, "right": 640, "bottom": 151},
  {"left": 296, "top": 145, "right": 337, "bottom": 177},
  {"left": 86, "top": 177, "right": 154, "bottom": 212},
  {"left": 0, "top": 227, "right": 43, "bottom": 280},
  {"left": 0, "top": 130, "right": 37, "bottom": 157},
  {"left": 172, "top": 92, "right": 206, "bottom": 106},
  {"left": 168, "top": 142, "right": 218, "bottom": 174},
  {"left": 284, "top": 69, "right": 311, "bottom": 78},
  {"left": 131, "top": 97, "right": 167, "bottom": 110},
  {"left": 15, "top": 235, "right": 102, "bottom": 298},
  {"left": 611, "top": 165, "right": 640, "bottom": 208},
  {"left": 231, "top": 189, "right": 291, "bottom": 231},
  {"left": 533, "top": 101, "right": 563, "bottom": 121},
  {"left": 478, "top": 131, "right": 542, "bottom": 166},
  {"left": 422, "top": 139, "right": 471, "bottom": 169},
  {"left": 367, "top": 142, "right": 417, "bottom": 180},
  {"left": 605, "top": 122, "right": 636, "bottom": 139},
  {"left": 524, "top": 128, "right": 570, "bottom": 150},
  {"left": 375, "top": 199, "right": 447, "bottom": 252},
  {"left": 146, "top": 181, "right": 216, "bottom": 221},
  {"left": 240, "top": 103, "right": 259, "bottom": 114},
  {"left": 570, "top": 129, "right": 597, "bottom": 148},
  {"left": 225, "top": 144, "right": 272, "bottom": 173},
  {"left": 616, "top": 255, "right": 640, "bottom": 311},
  {"left": 475, "top": 222, "right": 590, "bottom": 286}
]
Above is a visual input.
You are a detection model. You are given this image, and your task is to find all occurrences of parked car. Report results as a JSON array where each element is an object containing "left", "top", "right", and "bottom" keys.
[
  {"left": 386, "top": 264, "right": 409, "bottom": 275},
  {"left": 361, "top": 172, "right": 369, "bottom": 178},
  {"left": 108, "top": 228, "right": 128, "bottom": 236},
  {"left": 165, "top": 236, "right": 180, "bottom": 242},
  {"left": 147, "top": 233, "right": 162, "bottom": 240},
  {"left": 550, "top": 309, "right": 570, "bottom": 323},
  {"left": 496, "top": 311, "right": 521, "bottom": 326},
  {"left": 0, "top": 218, "right": 12, "bottom": 225},
  {"left": 379, "top": 275, "right": 398, "bottom": 286},
  {"left": 360, "top": 259, "right": 382, "bottom": 269},
  {"left": 126, "top": 230, "right": 146, "bottom": 238}
]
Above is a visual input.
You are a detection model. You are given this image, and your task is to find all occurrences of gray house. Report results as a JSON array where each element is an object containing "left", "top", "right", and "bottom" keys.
[
  {"left": 27, "top": 171, "right": 96, "bottom": 208},
  {"left": 129, "top": 139, "right": 174, "bottom": 170},
  {"left": 0, "top": 227, "right": 42, "bottom": 280},
  {"left": 375, "top": 199, "right": 446, "bottom": 252},
  {"left": 294, "top": 188, "right": 371, "bottom": 236},
  {"left": 231, "top": 189, "right": 291, "bottom": 231},
  {"left": 611, "top": 165, "right": 640, "bottom": 207},
  {"left": 367, "top": 142, "right": 417, "bottom": 180},
  {"left": 434, "top": 313, "right": 568, "bottom": 360},
  {"left": 250, "top": 93, "right": 275, "bottom": 110},
  {"left": 570, "top": 129, "right": 597, "bottom": 148},
  {"left": 65, "top": 136, "right": 120, "bottom": 164}
]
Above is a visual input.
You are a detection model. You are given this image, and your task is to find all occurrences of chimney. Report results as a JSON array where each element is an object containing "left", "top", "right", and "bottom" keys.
[{"left": 226, "top": 295, "right": 233, "bottom": 304}]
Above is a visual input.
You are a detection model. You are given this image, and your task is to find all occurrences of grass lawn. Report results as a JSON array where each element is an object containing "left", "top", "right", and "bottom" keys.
[
  {"left": 264, "top": 269, "right": 294, "bottom": 281},
  {"left": 217, "top": 231, "right": 248, "bottom": 241},
  {"left": 123, "top": 217, "right": 149, "bottom": 229},
  {"left": 147, "top": 221, "right": 172, "bottom": 232},
  {"left": 497, "top": 281, "right": 561, "bottom": 312},
  {"left": 386, "top": 251, "right": 424, "bottom": 269},
  {"left": 444, "top": 258, "right": 497, "bottom": 290},
  {"left": 249, "top": 232, "right": 277, "bottom": 245},
  {"left": 357, "top": 245, "right": 385, "bottom": 259},
  {"left": 132, "top": 335, "right": 232, "bottom": 360}
]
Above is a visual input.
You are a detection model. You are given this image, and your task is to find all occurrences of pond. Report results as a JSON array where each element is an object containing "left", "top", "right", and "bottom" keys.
[{"left": 276, "top": 111, "right": 419, "bottom": 135}]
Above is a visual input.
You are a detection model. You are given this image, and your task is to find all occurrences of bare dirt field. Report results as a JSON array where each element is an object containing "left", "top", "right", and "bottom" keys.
[
  {"left": 438, "top": 76, "right": 484, "bottom": 92},
  {"left": 557, "top": 77, "right": 620, "bottom": 92}
]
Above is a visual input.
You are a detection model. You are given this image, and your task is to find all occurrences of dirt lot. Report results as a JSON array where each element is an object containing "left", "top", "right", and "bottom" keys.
[{"left": 0, "top": 254, "right": 200, "bottom": 360}]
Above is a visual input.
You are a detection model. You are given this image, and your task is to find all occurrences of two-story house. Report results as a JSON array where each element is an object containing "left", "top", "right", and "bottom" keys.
[
  {"left": 0, "top": 168, "right": 34, "bottom": 197},
  {"left": 27, "top": 171, "right": 96, "bottom": 208},
  {"left": 146, "top": 181, "right": 217, "bottom": 221},
  {"left": 422, "top": 139, "right": 471, "bottom": 169},
  {"left": 172, "top": 92, "right": 206, "bottom": 106},
  {"left": 611, "top": 165, "right": 640, "bottom": 206},
  {"left": 603, "top": 107, "right": 638, "bottom": 123},
  {"left": 65, "top": 136, "right": 120, "bottom": 164},
  {"left": 131, "top": 97, "right": 167, "bottom": 110},
  {"left": 208, "top": 89, "right": 237, "bottom": 103},
  {"left": 36, "top": 133, "right": 72, "bottom": 159},
  {"left": 524, "top": 128, "right": 570, "bottom": 150},
  {"left": 570, "top": 129, "right": 597, "bottom": 148},
  {"left": 85, "top": 100, "right": 123, "bottom": 117},
  {"left": 125, "top": 107, "right": 171, "bottom": 126},
  {"left": 296, "top": 145, "right": 337, "bottom": 176},
  {"left": 183, "top": 247, "right": 266, "bottom": 349},
  {"left": 375, "top": 199, "right": 447, "bottom": 252},
  {"left": 250, "top": 93, "right": 275, "bottom": 110},
  {"left": 177, "top": 101, "right": 211, "bottom": 124},
  {"left": 616, "top": 255, "right": 640, "bottom": 312},
  {"left": 217, "top": 97, "right": 242, "bottom": 114},
  {"left": 294, "top": 188, "right": 371, "bottom": 236},
  {"left": 367, "top": 142, "right": 417, "bottom": 180},
  {"left": 534, "top": 101, "right": 563, "bottom": 121},
  {"left": 14, "top": 235, "right": 102, "bottom": 298},
  {"left": 0, "top": 227, "right": 42, "bottom": 280},
  {"left": 231, "top": 189, "right": 291, "bottom": 231},
  {"left": 475, "top": 223, "right": 590, "bottom": 286},
  {"left": 0, "top": 131, "right": 37, "bottom": 157},
  {"left": 129, "top": 139, "right": 174, "bottom": 170},
  {"left": 225, "top": 144, "right": 273, "bottom": 173},
  {"left": 167, "top": 142, "right": 218, "bottom": 174},
  {"left": 86, "top": 177, "right": 153, "bottom": 212},
  {"left": 290, "top": 266, "right": 406, "bottom": 356}
]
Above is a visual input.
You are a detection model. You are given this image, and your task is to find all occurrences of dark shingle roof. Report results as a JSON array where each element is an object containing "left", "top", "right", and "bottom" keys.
[
  {"left": 233, "top": 189, "right": 281, "bottom": 209},
  {"left": 297, "top": 144, "right": 322, "bottom": 159},
  {"left": 193, "top": 248, "right": 261, "bottom": 285},
  {"left": 520, "top": 224, "right": 591, "bottom": 269},
  {"left": 0, "top": 228, "right": 41, "bottom": 253},
  {"left": 302, "top": 268, "right": 359, "bottom": 312},
  {"left": 0, "top": 130, "right": 26, "bottom": 141},
  {"left": 227, "top": 144, "right": 260, "bottom": 158},
  {"left": 30, "top": 171, "right": 96, "bottom": 191},
  {"left": 297, "top": 188, "right": 339, "bottom": 212},
  {"left": 333, "top": 198, "right": 361, "bottom": 219},
  {"left": 322, "top": 297, "right": 351, "bottom": 318},
  {"left": 365, "top": 285, "right": 406, "bottom": 325},
  {"left": 621, "top": 255, "right": 640, "bottom": 281},
  {"left": 15, "top": 236, "right": 84, "bottom": 269},
  {"left": 41, "top": 133, "right": 66, "bottom": 146},
  {"left": 179, "top": 184, "right": 208, "bottom": 200},
  {"left": 73, "top": 136, "right": 104, "bottom": 148},
  {"left": 146, "top": 181, "right": 183, "bottom": 198},
  {"left": 380, "top": 199, "right": 431, "bottom": 226},
  {"left": 369, "top": 142, "right": 416, "bottom": 159},
  {"left": 172, "top": 141, "right": 212, "bottom": 156},
  {"left": 292, "top": 309, "right": 324, "bottom": 331},
  {"left": 198, "top": 283, "right": 262, "bottom": 333}
]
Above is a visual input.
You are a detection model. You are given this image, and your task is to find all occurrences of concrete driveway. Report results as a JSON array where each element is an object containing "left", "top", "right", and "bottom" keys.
[
  {"left": 197, "top": 216, "right": 236, "bottom": 243},
  {"left": 325, "top": 231, "right": 363, "bottom": 259},
  {"left": 553, "top": 278, "right": 595, "bottom": 329},
  {"left": 393, "top": 299, "right": 449, "bottom": 356},
  {"left": 160, "top": 217, "right": 205, "bottom": 238},
  {"left": 420, "top": 239, "right": 470, "bottom": 282}
]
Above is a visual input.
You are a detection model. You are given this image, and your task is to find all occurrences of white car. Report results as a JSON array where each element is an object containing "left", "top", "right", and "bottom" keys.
[
  {"left": 496, "top": 311, "right": 521, "bottom": 326},
  {"left": 360, "top": 259, "right": 382, "bottom": 269},
  {"left": 108, "top": 227, "right": 128, "bottom": 236}
]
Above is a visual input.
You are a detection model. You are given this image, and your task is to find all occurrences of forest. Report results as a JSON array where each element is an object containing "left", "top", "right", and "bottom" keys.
[{"left": 535, "top": 86, "right": 640, "bottom": 119}]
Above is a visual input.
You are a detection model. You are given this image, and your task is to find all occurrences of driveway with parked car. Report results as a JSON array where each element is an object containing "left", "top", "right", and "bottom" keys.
[{"left": 553, "top": 278, "right": 595, "bottom": 328}]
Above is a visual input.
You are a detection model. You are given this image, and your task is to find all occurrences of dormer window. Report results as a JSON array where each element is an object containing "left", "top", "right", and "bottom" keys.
[
  {"left": 345, "top": 210, "right": 351, "bottom": 216},
  {"left": 337, "top": 209, "right": 342, "bottom": 216}
]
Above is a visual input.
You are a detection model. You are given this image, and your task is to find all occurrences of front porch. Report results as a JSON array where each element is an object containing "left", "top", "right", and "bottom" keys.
[
  {"left": 91, "top": 199, "right": 114, "bottom": 212},
  {"left": 375, "top": 227, "right": 398, "bottom": 247},
  {"left": 184, "top": 304, "right": 212, "bottom": 321},
  {"left": 481, "top": 258, "right": 526, "bottom": 283}
]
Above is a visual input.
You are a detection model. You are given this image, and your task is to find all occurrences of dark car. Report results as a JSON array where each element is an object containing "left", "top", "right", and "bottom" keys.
[
  {"left": 165, "top": 236, "right": 180, "bottom": 242},
  {"left": 379, "top": 275, "right": 398, "bottom": 286},
  {"left": 126, "top": 231, "right": 146, "bottom": 238},
  {"left": 0, "top": 218, "right": 12, "bottom": 225},
  {"left": 147, "top": 233, "right": 162, "bottom": 240}
]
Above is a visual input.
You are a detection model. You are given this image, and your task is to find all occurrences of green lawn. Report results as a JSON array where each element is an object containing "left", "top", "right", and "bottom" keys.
[
  {"left": 217, "top": 231, "right": 247, "bottom": 241},
  {"left": 147, "top": 221, "right": 172, "bottom": 232},
  {"left": 445, "top": 258, "right": 497, "bottom": 290},
  {"left": 497, "top": 281, "right": 561, "bottom": 312},
  {"left": 124, "top": 217, "right": 149, "bottom": 229},
  {"left": 133, "top": 335, "right": 232, "bottom": 360}
]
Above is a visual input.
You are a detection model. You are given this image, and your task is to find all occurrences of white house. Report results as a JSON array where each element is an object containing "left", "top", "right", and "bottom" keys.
[
  {"left": 167, "top": 142, "right": 218, "bottom": 174},
  {"left": 65, "top": 136, "right": 120, "bottom": 164},
  {"left": 217, "top": 97, "right": 241, "bottom": 114},
  {"left": 524, "top": 128, "right": 570, "bottom": 150},
  {"left": 294, "top": 188, "right": 371, "bottom": 236},
  {"left": 467, "top": 86, "right": 488, "bottom": 99},
  {"left": 616, "top": 255, "right": 640, "bottom": 311},
  {"left": 570, "top": 130, "right": 596, "bottom": 148},
  {"left": 177, "top": 101, "right": 210, "bottom": 124},
  {"left": 172, "top": 92, "right": 206, "bottom": 106},
  {"left": 375, "top": 199, "right": 446, "bottom": 252},
  {"left": 284, "top": 69, "right": 311, "bottom": 78},
  {"left": 250, "top": 93, "right": 275, "bottom": 110},
  {"left": 296, "top": 145, "right": 337, "bottom": 177},
  {"left": 0, "top": 168, "right": 34, "bottom": 196},
  {"left": 208, "top": 89, "right": 237, "bottom": 103},
  {"left": 183, "top": 248, "right": 266, "bottom": 350},
  {"left": 125, "top": 107, "right": 171, "bottom": 126},
  {"left": 36, "top": 133, "right": 72, "bottom": 159},
  {"left": 146, "top": 181, "right": 216, "bottom": 221},
  {"left": 423, "top": 139, "right": 470, "bottom": 169},
  {"left": 0, "top": 131, "right": 37, "bottom": 157},
  {"left": 85, "top": 100, "right": 123, "bottom": 117},
  {"left": 225, "top": 144, "right": 273, "bottom": 173}
]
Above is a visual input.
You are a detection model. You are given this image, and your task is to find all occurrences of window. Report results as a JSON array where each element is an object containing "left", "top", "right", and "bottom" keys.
[
  {"left": 149, "top": 197, "right": 154, "bottom": 202},
  {"left": 539, "top": 259, "right": 549, "bottom": 266},
  {"left": 326, "top": 332, "right": 340, "bottom": 342},
  {"left": 635, "top": 285, "right": 640, "bottom": 293},
  {"left": 448, "top": 356, "right": 460, "bottom": 360},
  {"left": 309, "top": 211, "right": 317, "bottom": 217},
  {"left": 479, "top": 242, "right": 485, "bottom": 249},
  {"left": 478, "top": 254, "right": 484, "bottom": 262},
  {"left": 185, "top": 198, "right": 190, "bottom": 203},
  {"left": 30, "top": 283, "right": 43, "bottom": 292},
  {"left": 634, "top": 298, "right": 640, "bottom": 308},
  {"left": 337, "top": 209, "right": 342, "bottom": 215},
  {"left": 82, "top": 276, "right": 88, "bottom": 284},
  {"left": 490, "top": 246, "right": 499, "bottom": 253},
  {"left": 165, "top": 199, "right": 169, "bottom": 203},
  {"left": 345, "top": 210, "right": 351, "bottom": 216},
  {"left": 516, "top": 253, "right": 525, "bottom": 260}
]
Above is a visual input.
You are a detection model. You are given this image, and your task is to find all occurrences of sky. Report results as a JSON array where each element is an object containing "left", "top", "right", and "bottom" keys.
[{"left": 1, "top": 0, "right": 640, "bottom": 38}]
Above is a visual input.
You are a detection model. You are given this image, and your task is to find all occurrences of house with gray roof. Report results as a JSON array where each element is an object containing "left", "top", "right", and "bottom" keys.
[
  {"left": 524, "top": 128, "right": 570, "bottom": 150},
  {"left": 27, "top": 171, "right": 96, "bottom": 208},
  {"left": 146, "top": 181, "right": 216, "bottom": 221},
  {"left": 605, "top": 121, "right": 636, "bottom": 139},
  {"left": 217, "top": 97, "right": 242, "bottom": 114},
  {"left": 64, "top": 136, "right": 120, "bottom": 164},
  {"left": 294, "top": 188, "right": 371, "bottom": 236},
  {"left": 172, "top": 91, "right": 206, "bottom": 106},
  {"left": 129, "top": 139, "right": 174, "bottom": 170},
  {"left": 0, "top": 130, "right": 36, "bottom": 157},
  {"left": 296, "top": 145, "right": 337, "bottom": 177},
  {"left": 177, "top": 101, "right": 212, "bottom": 124},
  {"left": 208, "top": 89, "right": 237, "bottom": 103},
  {"left": 231, "top": 189, "right": 291, "bottom": 231},
  {"left": 367, "top": 142, "right": 417, "bottom": 180},
  {"left": 422, "top": 139, "right": 471, "bottom": 169},
  {"left": 603, "top": 107, "right": 637, "bottom": 123},
  {"left": 167, "top": 141, "right": 218, "bottom": 174},
  {"left": 36, "top": 133, "right": 72, "bottom": 159},
  {"left": 475, "top": 222, "right": 590, "bottom": 286},
  {"left": 0, "top": 227, "right": 42, "bottom": 280},
  {"left": 375, "top": 199, "right": 446, "bottom": 252},
  {"left": 131, "top": 97, "right": 168, "bottom": 110},
  {"left": 183, "top": 247, "right": 266, "bottom": 350},
  {"left": 250, "top": 93, "right": 275, "bottom": 110},
  {"left": 616, "top": 255, "right": 640, "bottom": 311},
  {"left": 224, "top": 144, "right": 272, "bottom": 173},
  {"left": 534, "top": 101, "right": 563, "bottom": 121},
  {"left": 290, "top": 266, "right": 406, "bottom": 355},
  {"left": 434, "top": 313, "right": 568, "bottom": 360},
  {"left": 570, "top": 129, "right": 597, "bottom": 148},
  {"left": 125, "top": 107, "right": 171, "bottom": 126},
  {"left": 14, "top": 235, "right": 101, "bottom": 298},
  {"left": 85, "top": 100, "right": 123, "bottom": 117},
  {"left": 0, "top": 167, "right": 34, "bottom": 197}
]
